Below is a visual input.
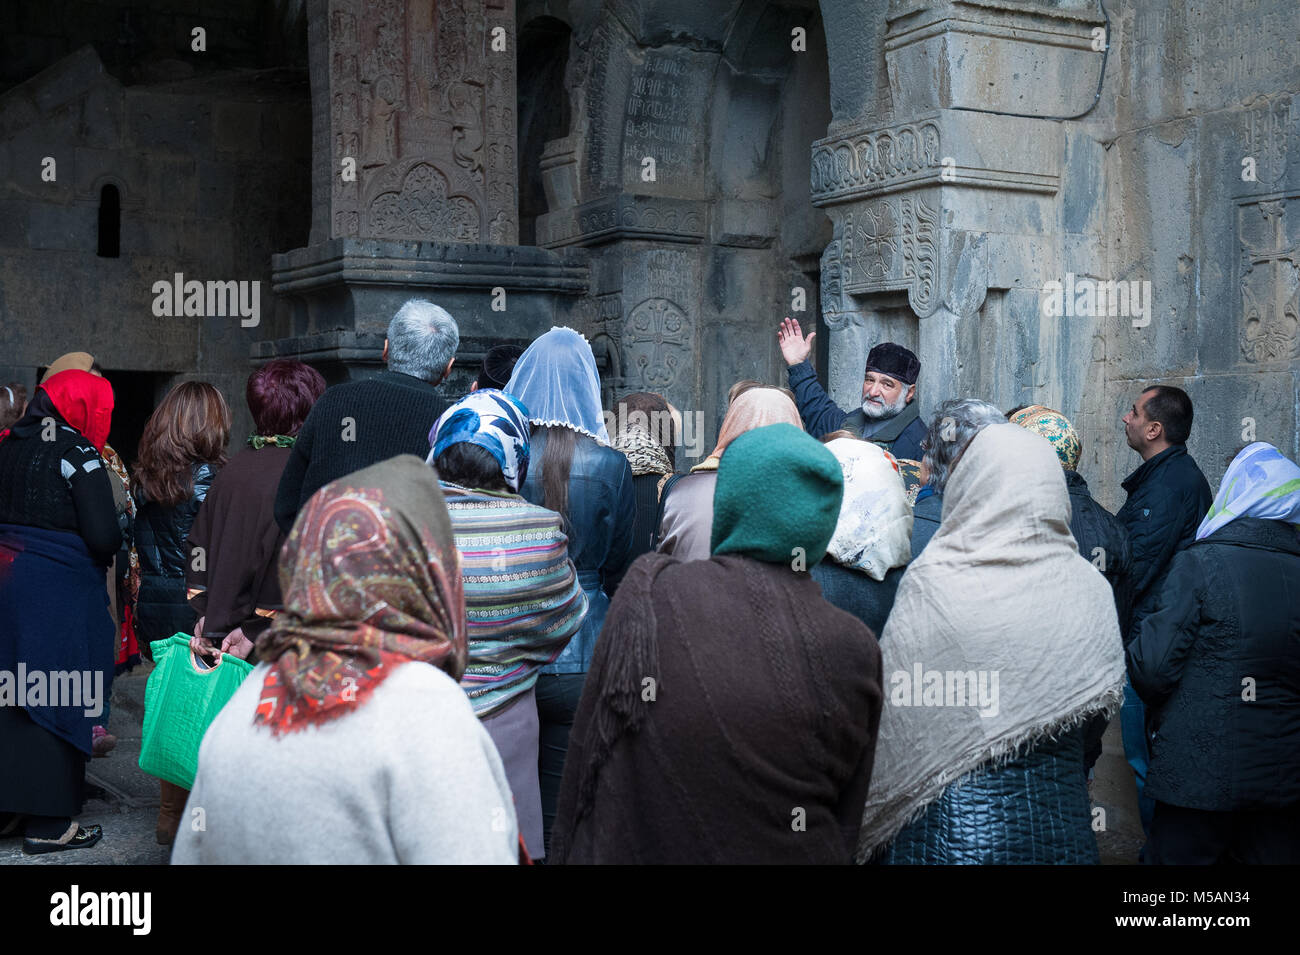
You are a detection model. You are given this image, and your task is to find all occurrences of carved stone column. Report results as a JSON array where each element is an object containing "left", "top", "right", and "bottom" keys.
[
  {"left": 812, "top": 0, "right": 1105, "bottom": 421},
  {"left": 270, "top": 0, "right": 587, "bottom": 385},
  {"left": 313, "top": 0, "right": 517, "bottom": 246}
]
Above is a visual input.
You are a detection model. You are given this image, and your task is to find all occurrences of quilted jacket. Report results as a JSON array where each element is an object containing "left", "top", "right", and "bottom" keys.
[
  {"left": 1127, "top": 517, "right": 1300, "bottom": 812},
  {"left": 879, "top": 728, "right": 1099, "bottom": 865},
  {"left": 134, "top": 462, "right": 216, "bottom": 649}
]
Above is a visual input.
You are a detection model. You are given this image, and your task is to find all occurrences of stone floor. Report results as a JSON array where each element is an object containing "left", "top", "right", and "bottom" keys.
[
  {"left": 0, "top": 665, "right": 172, "bottom": 866},
  {"left": 0, "top": 662, "right": 1147, "bottom": 866}
]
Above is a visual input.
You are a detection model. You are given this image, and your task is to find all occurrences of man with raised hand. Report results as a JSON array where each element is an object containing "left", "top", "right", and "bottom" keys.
[{"left": 777, "top": 317, "right": 926, "bottom": 461}]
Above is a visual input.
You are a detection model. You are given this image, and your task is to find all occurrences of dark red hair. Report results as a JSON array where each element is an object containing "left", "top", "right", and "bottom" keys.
[{"left": 247, "top": 360, "right": 326, "bottom": 436}]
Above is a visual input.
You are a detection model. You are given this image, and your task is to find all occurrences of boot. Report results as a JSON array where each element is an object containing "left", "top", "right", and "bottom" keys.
[{"left": 156, "top": 780, "right": 189, "bottom": 846}]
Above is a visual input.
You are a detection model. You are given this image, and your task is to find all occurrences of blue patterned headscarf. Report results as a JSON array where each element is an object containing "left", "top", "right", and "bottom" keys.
[
  {"left": 427, "top": 389, "right": 532, "bottom": 492},
  {"left": 505, "top": 327, "right": 610, "bottom": 444},
  {"left": 1196, "top": 442, "right": 1300, "bottom": 541}
]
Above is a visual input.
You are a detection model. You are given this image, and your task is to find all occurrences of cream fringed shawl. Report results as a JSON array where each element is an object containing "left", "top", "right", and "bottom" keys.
[{"left": 857, "top": 423, "right": 1125, "bottom": 862}]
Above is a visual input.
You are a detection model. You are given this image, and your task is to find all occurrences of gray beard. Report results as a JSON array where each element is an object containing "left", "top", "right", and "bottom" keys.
[{"left": 862, "top": 393, "right": 909, "bottom": 420}]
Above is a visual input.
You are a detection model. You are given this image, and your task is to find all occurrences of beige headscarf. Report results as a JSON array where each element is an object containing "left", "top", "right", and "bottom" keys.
[
  {"left": 824, "top": 438, "right": 912, "bottom": 581},
  {"left": 41, "top": 352, "right": 96, "bottom": 384},
  {"left": 858, "top": 423, "right": 1124, "bottom": 861},
  {"left": 692, "top": 388, "right": 802, "bottom": 472}
]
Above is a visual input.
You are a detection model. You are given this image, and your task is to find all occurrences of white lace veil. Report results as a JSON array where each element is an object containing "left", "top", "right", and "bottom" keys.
[{"left": 505, "top": 327, "right": 610, "bottom": 444}]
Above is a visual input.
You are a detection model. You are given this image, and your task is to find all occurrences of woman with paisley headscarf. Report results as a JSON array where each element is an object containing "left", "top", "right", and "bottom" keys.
[
  {"left": 0, "top": 369, "right": 120, "bottom": 854},
  {"left": 172, "top": 456, "right": 519, "bottom": 864},
  {"left": 504, "top": 327, "right": 635, "bottom": 854},
  {"left": 428, "top": 388, "right": 587, "bottom": 861}
]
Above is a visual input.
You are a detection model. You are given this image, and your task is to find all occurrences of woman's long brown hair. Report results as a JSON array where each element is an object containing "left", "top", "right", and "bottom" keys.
[
  {"left": 537, "top": 425, "right": 578, "bottom": 528},
  {"left": 135, "top": 381, "right": 231, "bottom": 507}
]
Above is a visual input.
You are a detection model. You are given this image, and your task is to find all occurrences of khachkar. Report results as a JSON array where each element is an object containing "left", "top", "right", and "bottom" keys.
[
  {"left": 812, "top": 0, "right": 1106, "bottom": 421},
  {"left": 313, "top": 0, "right": 517, "bottom": 245},
  {"left": 270, "top": 0, "right": 586, "bottom": 384}
]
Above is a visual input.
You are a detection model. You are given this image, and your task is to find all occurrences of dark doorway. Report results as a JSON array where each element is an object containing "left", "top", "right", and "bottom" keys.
[
  {"left": 98, "top": 369, "right": 168, "bottom": 470},
  {"left": 97, "top": 184, "right": 120, "bottom": 258},
  {"left": 517, "top": 17, "right": 572, "bottom": 245}
]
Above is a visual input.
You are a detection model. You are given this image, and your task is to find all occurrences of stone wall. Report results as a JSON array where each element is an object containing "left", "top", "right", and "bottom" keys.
[
  {"left": 533, "top": 0, "right": 832, "bottom": 458},
  {"left": 810, "top": 0, "right": 1299, "bottom": 511},
  {"left": 0, "top": 45, "right": 311, "bottom": 449}
]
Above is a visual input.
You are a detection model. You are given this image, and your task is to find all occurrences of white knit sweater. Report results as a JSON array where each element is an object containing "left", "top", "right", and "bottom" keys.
[{"left": 172, "top": 661, "right": 519, "bottom": 864}]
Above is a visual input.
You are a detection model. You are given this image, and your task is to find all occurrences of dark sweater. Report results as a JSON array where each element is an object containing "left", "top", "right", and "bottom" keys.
[
  {"left": 1116, "top": 445, "right": 1212, "bottom": 644},
  {"left": 188, "top": 445, "right": 291, "bottom": 649},
  {"left": 0, "top": 397, "right": 120, "bottom": 565},
  {"left": 274, "top": 371, "right": 449, "bottom": 533}
]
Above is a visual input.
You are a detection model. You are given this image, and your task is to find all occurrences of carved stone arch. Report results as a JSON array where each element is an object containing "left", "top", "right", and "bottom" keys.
[
  {"left": 587, "top": 330, "right": 624, "bottom": 409},
  {"left": 77, "top": 173, "right": 141, "bottom": 210}
]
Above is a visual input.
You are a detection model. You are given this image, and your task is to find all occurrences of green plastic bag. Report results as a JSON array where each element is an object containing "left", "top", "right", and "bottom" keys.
[{"left": 139, "top": 634, "right": 255, "bottom": 790}]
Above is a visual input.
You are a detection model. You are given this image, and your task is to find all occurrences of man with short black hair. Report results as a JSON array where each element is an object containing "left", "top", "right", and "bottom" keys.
[
  {"left": 777, "top": 317, "right": 927, "bottom": 460},
  {"left": 1117, "top": 383, "right": 1212, "bottom": 846},
  {"left": 274, "top": 299, "right": 459, "bottom": 531}
]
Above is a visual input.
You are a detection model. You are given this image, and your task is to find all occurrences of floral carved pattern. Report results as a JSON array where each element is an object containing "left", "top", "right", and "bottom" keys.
[
  {"left": 626, "top": 298, "right": 691, "bottom": 389},
  {"left": 811, "top": 121, "right": 942, "bottom": 201},
  {"left": 841, "top": 194, "right": 940, "bottom": 317},
  {"left": 368, "top": 162, "right": 479, "bottom": 242}
]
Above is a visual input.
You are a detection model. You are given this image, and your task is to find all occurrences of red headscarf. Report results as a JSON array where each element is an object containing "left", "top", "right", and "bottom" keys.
[{"left": 0, "top": 370, "right": 114, "bottom": 450}]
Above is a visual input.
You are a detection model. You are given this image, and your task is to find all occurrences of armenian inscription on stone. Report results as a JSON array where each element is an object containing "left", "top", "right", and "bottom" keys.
[{"left": 622, "top": 52, "right": 706, "bottom": 179}]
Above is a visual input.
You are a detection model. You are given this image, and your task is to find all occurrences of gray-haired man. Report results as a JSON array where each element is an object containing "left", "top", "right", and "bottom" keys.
[{"left": 274, "top": 299, "right": 459, "bottom": 531}]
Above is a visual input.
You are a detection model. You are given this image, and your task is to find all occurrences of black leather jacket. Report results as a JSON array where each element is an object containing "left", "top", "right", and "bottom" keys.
[{"left": 133, "top": 462, "right": 217, "bottom": 647}]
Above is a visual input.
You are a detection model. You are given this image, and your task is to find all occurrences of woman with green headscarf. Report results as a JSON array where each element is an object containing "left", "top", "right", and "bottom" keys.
[{"left": 551, "top": 423, "right": 883, "bottom": 864}]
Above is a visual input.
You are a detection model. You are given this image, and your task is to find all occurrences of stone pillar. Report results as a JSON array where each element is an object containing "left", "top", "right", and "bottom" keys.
[
  {"left": 812, "top": 0, "right": 1105, "bottom": 422},
  {"left": 272, "top": 1, "right": 586, "bottom": 385},
  {"left": 312, "top": 0, "right": 517, "bottom": 246}
]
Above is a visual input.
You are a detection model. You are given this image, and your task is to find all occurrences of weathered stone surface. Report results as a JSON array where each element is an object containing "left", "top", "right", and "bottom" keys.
[{"left": 307, "top": 0, "right": 518, "bottom": 246}]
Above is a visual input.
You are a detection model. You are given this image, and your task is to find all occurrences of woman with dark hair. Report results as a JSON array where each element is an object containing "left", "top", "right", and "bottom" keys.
[
  {"left": 189, "top": 360, "right": 326, "bottom": 664},
  {"left": 0, "top": 370, "right": 119, "bottom": 853},
  {"left": 132, "top": 380, "right": 230, "bottom": 845},
  {"left": 611, "top": 391, "right": 678, "bottom": 561},
  {"left": 172, "top": 456, "right": 519, "bottom": 864},
  {"left": 427, "top": 389, "right": 587, "bottom": 860},
  {"left": 504, "top": 327, "right": 636, "bottom": 855},
  {"left": 134, "top": 382, "right": 230, "bottom": 649}
]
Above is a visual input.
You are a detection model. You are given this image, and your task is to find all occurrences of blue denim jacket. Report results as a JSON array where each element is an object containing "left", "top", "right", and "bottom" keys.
[{"left": 519, "top": 429, "right": 636, "bottom": 673}]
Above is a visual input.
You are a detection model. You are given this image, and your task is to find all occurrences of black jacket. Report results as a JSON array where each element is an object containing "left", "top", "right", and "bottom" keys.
[
  {"left": 274, "top": 371, "right": 449, "bottom": 533},
  {"left": 1066, "top": 470, "right": 1131, "bottom": 616},
  {"left": 1115, "top": 445, "right": 1212, "bottom": 643},
  {"left": 0, "top": 399, "right": 121, "bottom": 565},
  {"left": 134, "top": 462, "right": 216, "bottom": 648},
  {"left": 1127, "top": 517, "right": 1300, "bottom": 811}
]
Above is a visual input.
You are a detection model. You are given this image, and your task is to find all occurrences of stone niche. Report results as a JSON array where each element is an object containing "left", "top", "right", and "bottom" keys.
[{"left": 268, "top": 0, "right": 585, "bottom": 388}]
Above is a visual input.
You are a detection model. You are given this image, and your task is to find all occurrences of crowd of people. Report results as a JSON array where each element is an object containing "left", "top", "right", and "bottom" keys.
[{"left": 0, "top": 302, "right": 1297, "bottom": 865}]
